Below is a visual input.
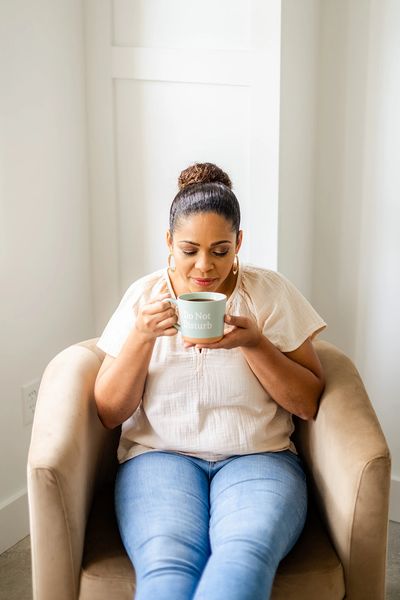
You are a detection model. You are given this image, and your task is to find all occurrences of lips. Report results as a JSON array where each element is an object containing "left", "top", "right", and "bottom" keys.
[{"left": 192, "top": 278, "right": 217, "bottom": 286}]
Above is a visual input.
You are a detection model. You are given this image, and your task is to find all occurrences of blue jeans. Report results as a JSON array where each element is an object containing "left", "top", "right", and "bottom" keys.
[{"left": 115, "top": 449, "right": 307, "bottom": 600}]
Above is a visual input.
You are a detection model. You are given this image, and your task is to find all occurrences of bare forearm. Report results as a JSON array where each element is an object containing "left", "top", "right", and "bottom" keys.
[
  {"left": 241, "top": 335, "right": 324, "bottom": 420},
  {"left": 94, "top": 331, "right": 155, "bottom": 429}
]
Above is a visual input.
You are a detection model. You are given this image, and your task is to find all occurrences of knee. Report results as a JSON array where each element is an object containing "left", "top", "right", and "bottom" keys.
[
  {"left": 212, "top": 535, "right": 279, "bottom": 571},
  {"left": 134, "top": 534, "right": 209, "bottom": 576}
]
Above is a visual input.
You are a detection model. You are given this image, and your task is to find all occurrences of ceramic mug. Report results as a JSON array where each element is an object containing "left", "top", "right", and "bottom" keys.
[{"left": 166, "top": 292, "right": 227, "bottom": 343}]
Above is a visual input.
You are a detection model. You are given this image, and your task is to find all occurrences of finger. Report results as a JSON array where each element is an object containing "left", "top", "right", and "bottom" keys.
[
  {"left": 161, "top": 326, "right": 178, "bottom": 337},
  {"left": 195, "top": 331, "right": 236, "bottom": 349},
  {"left": 156, "top": 314, "right": 178, "bottom": 330},
  {"left": 224, "top": 314, "right": 248, "bottom": 328},
  {"left": 195, "top": 341, "right": 224, "bottom": 349},
  {"left": 195, "top": 338, "right": 225, "bottom": 349},
  {"left": 144, "top": 298, "right": 174, "bottom": 315}
]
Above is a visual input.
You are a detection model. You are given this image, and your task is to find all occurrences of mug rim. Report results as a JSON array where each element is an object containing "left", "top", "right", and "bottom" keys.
[{"left": 178, "top": 291, "right": 227, "bottom": 302}]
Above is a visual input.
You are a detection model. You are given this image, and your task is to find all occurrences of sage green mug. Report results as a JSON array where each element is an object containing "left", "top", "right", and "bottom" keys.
[{"left": 167, "top": 292, "right": 227, "bottom": 343}]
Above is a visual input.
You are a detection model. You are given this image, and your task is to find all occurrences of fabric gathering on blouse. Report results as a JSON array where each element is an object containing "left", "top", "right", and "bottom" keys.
[{"left": 96, "top": 262, "right": 327, "bottom": 464}]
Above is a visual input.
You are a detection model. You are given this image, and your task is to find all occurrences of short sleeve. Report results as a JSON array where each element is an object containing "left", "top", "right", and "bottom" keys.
[
  {"left": 96, "top": 269, "right": 168, "bottom": 358},
  {"left": 96, "top": 284, "right": 140, "bottom": 358},
  {"left": 261, "top": 272, "right": 326, "bottom": 352}
]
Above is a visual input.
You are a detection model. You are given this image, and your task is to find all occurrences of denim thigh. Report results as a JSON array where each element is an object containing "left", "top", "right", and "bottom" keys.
[
  {"left": 114, "top": 449, "right": 307, "bottom": 600},
  {"left": 114, "top": 451, "right": 211, "bottom": 599},
  {"left": 192, "top": 450, "right": 308, "bottom": 600}
]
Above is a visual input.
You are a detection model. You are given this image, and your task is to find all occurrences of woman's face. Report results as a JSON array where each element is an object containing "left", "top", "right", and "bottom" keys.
[{"left": 166, "top": 212, "right": 242, "bottom": 295}]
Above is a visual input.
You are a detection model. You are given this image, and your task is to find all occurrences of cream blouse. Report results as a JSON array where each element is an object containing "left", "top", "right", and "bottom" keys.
[{"left": 96, "top": 263, "right": 326, "bottom": 463}]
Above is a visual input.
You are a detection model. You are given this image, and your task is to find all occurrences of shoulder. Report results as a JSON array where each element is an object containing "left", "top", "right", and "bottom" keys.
[
  {"left": 240, "top": 264, "right": 326, "bottom": 350},
  {"left": 239, "top": 263, "right": 303, "bottom": 318},
  {"left": 241, "top": 263, "right": 288, "bottom": 296},
  {"left": 118, "top": 268, "right": 167, "bottom": 308}
]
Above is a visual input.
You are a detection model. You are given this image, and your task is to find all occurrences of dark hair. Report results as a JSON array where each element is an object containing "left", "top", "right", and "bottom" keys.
[{"left": 169, "top": 162, "right": 241, "bottom": 238}]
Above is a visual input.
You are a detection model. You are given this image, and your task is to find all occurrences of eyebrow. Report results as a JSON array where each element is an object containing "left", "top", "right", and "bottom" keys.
[{"left": 178, "top": 240, "right": 232, "bottom": 247}]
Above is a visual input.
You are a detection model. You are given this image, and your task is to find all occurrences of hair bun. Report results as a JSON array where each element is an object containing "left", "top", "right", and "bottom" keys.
[{"left": 178, "top": 162, "right": 232, "bottom": 191}]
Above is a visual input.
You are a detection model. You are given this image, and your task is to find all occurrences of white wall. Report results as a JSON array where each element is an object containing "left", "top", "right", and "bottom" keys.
[
  {"left": 87, "top": 0, "right": 283, "bottom": 333},
  {"left": 353, "top": 0, "right": 400, "bottom": 519},
  {"left": 312, "top": 0, "right": 371, "bottom": 357},
  {"left": 311, "top": 0, "right": 400, "bottom": 519},
  {"left": 280, "top": 0, "right": 399, "bottom": 520},
  {"left": 0, "top": 0, "right": 93, "bottom": 551},
  {"left": 278, "top": 0, "right": 320, "bottom": 298}
]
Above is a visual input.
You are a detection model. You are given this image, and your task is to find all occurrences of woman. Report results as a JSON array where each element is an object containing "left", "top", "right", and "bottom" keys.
[{"left": 94, "top": 162, "right": 326, "bottom": 600}]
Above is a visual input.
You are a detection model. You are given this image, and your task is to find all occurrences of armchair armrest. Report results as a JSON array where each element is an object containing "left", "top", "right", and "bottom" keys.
[
  {"left": 294, "top": 341, "right": 391, "bottom": 600},
  {"left": 27, "top": 338, "right": 116, "bottom": 600}
]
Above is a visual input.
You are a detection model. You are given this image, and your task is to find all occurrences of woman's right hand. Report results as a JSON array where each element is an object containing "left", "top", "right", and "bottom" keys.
[{"left": 134, "top": 293, "right": 178, "bottom": 342}]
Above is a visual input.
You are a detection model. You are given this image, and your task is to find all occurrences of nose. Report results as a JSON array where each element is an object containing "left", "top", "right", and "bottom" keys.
[{"left": 195, "top": 252, "right": 214, "bottom": 273}]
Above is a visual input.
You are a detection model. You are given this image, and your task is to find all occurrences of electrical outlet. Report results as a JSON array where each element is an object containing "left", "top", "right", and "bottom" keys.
[{"left": 22, "top": 378, "right": 41, "bottom": 425}]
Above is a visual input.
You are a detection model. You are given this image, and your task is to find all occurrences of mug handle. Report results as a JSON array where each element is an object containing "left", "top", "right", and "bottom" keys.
[{"left": 162, "top": 298, "right": 180, "bottom": 331}]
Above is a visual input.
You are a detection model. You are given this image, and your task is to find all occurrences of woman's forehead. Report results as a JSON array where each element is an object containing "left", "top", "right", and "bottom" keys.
[{"left": 174, "top": 212, "right": 235, "bottom": 236}]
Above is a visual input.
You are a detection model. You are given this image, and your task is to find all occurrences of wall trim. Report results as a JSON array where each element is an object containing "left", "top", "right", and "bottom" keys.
[
  {"left": 0, "top": 488, "right": 29, "bottom": 554},
  {"left": 389, "top": 475, "right": 400, "bottom": 523},
  {"left": 112, "top": 46, "right": 253, "bottom": 86}
]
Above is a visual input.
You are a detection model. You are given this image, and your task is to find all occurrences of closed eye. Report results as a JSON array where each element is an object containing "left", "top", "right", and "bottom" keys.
[{"left": 182, "top": 250, "right": 229, "bottom": 257}]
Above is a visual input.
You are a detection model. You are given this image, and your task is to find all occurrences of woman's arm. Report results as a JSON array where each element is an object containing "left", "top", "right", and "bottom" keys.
[
  {"left": 193, "top": 314, "right": 325, "bottom": 420},
  {"left": 240, "top": 335, "right": 325, "bottom": 420},
  {"left": 94, "top": 293, "right": 177, "bottom": 429},
  {"left": 94, "top": 333, "right": 156, "bottom": 429}
]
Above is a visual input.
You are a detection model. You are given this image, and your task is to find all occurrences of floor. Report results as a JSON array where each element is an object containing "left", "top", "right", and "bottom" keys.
[{"left": 0, "top": 521, "right": 399, "bottom": 599}]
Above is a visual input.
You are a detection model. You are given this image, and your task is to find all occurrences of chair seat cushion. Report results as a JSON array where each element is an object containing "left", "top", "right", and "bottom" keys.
[{"left": 80, "top": 484, "right": 345, "bottom": 600}]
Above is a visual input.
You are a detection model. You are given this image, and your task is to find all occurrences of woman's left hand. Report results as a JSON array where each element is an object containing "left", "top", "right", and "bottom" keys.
[{"left": 183, "top": 314, "right": 262, "bottom": 350}]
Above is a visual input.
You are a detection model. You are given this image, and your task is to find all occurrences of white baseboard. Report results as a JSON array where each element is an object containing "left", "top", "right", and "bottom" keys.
[
  {"left": 0, "top": 488, "right": 29, "bottom": 554},
  {"left": 389, "top": 475, "right": 400, "bottom": 523}
]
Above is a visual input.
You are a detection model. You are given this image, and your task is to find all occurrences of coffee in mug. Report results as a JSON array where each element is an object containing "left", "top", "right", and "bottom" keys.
[{"left": 166, "top": 292, "right": 227, "bottom": 343}]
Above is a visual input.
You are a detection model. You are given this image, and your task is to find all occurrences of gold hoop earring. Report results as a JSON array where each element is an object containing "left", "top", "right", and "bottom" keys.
[
  {"left": 232, "top": 254, "right": 239, "bottom": 276},
  {"left": 168, "top": 253, "right": 176, "bottom": 272}
]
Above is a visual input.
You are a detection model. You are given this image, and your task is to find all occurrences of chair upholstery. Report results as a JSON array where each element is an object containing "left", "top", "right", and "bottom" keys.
[{"left": 27, "top": 339, "right": 391, "bottom": 600}]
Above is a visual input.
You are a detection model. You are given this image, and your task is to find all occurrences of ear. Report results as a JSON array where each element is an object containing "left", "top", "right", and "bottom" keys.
[
  {"left": 235, "top": 230, "right": 243, "bottom": 254},
  {"left": 166, "top": 229, "right": 173, "bottom": 252}
]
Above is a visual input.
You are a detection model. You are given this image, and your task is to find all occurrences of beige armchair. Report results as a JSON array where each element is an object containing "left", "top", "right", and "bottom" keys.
[{"left": 27, "top": 339, "right": 391, "bottom": 600}]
